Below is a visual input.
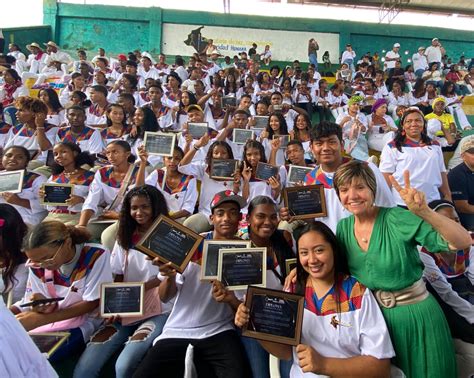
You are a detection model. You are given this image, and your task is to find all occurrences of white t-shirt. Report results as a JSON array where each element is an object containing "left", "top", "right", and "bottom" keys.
[
  {"left": 384, "top": 51, "right": 400, "bottom": 70},
  {"left": 412, "top": 53, "right": 428, "bottom": 71},
  {"left": 380, "top": 139, "right": 446, "bottom": 206},
  {"left": 155, "top": 232, "right": 235, "bottom": 341},
  {"left": 290, "top": 277, "right": 395, "bottom": 378},
  {"left": 425, "top": 46, "right": 442, "bottom": 64}
]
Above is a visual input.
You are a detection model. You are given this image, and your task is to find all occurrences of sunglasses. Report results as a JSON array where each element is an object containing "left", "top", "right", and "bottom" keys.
[{"left": 26, "top": 240, "right": 65, "bottom": 269}]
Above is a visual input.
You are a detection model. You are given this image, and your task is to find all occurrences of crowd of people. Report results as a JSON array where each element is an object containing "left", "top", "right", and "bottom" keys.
[{"left": 0, "top": 33, "right": 473, "bottom": 378}]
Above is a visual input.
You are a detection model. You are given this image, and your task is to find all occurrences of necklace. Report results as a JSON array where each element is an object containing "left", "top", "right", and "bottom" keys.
[{"left": 64, "top": 169, "right": 79, "bottom": 179}]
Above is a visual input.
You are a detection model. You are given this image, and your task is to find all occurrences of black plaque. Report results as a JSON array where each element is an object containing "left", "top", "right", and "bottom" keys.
[
  {"left": 242, "top": 286, "right": 304, "bottom": 346},
  {"left": 136, "top": 215, "right": 203, "bottom": 273},
  {"left": 273, "top": 135, "right": 290, "bottom": 149},
  {"left": 232, "top": 129, "right": 254, "bottom": 145},
  {"left": 100, "top": 282, "right": 144, "bottom": 317},
  {"left": 144, "top": 131, "right": 176, "bottom": 156},
  {"left": 41, "top": 183, "right": 73, "bottom": 206},
  {"left": 188, "top": 122, "right": 209, "bottom": 139},
  {"left": 28, "top": 332, "right": 70, "bottom": 358},
  {"left": 210, "top": 159, "right": 239, "bottom": 181},
  {"left": 0, "top": 169, "right": 24, "bottom": 194},
  {"left": 287, "top": 165, "right": 314, "bottom": 184},
  {"left": 222, "top": 96, "right": 237, "bottom": 108},
  {"left": 201, "top": 240, "right": 251, "bottom": 281},
  {"left": 255, "top": 162, "right": 279, "bottom": 181},
  {"left": 283, "top": 185, "right": 327, "bottom": 220},
  {"left": 253, "top": 116, "right": 269, "bottom": 130},
  {"left": 218, "top": 248, "right": 267, "bottom": 290}
]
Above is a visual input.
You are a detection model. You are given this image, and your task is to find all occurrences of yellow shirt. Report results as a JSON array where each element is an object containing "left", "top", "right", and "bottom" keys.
[{"left": 425, "top": 112, "right": 455, "bottom": 135}]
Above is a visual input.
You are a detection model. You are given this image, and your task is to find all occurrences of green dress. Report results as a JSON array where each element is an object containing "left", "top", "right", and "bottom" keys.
[{"left": 336, "top": 207, "right": 456, "bottom": 378}]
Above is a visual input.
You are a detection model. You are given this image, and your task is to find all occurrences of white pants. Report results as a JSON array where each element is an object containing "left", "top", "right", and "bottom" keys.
[
  {"left": 447, "top": 104, "right": 472, "bottom": 129},
  {"left": 330, "top": 105, "right": 347, "bottom": 120}
]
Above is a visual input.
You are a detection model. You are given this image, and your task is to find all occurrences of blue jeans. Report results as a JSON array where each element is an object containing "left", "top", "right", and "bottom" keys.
[
  {"left": 309, "top": 53, "right": 318, "bottom": 71},
  {"left": 240, "top": 335, "right": 293, "bottom": 378},
  {"left": 73, "top": 313, "right": 169, "bottom": 378},
  {"left": 415, "top": 68, "right": 425, "bottom": 78}
]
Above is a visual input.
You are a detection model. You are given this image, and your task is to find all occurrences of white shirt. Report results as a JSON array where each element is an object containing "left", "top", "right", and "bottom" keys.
[
  {"left": 412, "top": 52, "right": 428, "bottom": 71},
  {"left": 0, "top": 170, "right": 47, "bottom": 225},
  {"left": 174, "top": 66, "right": 189, "bottom": 83},
  {"left": 55, "top": 126, "right": 104, "bottom": 155},
  {"left": 388, "top": 92, "right": 409, "bottom": 108},
  {"left": 380, "top": 140, "right": 446, "bottom": 206},
  {"left": 145, "top": 168, "right": 198, "bottom": 215},
  {"left": 341, "top": 50, "right": 356, "bottom": 63},
  {"left": 14, "top": 243, "right": 112, "bottom": 342},
  {"left": 290, "top": 280, "right": 395, "bottom": 378},
  {"left": 384, "top": 50, "right": 400, "bottom": 70},
  {"left": 425, "top": 46, "right": 442, "bottom": 64}
]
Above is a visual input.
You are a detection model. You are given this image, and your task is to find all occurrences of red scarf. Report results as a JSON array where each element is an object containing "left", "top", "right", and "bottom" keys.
[
  {"left": 2, "top": 80, "right": 21, "bottom": 107},
  {"left": 34, "top": 51, "right": 44, "bottom": 61}
]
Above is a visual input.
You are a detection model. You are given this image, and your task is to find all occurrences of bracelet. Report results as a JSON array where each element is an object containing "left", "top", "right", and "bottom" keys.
[{"left": 193, "top": 145, "right": 200, "bottom": 151}]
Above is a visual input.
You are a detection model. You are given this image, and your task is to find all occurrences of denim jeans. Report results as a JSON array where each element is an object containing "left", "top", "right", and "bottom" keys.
[
  {"left": 308, "top": 53, "right": 318, "bottom": 71},
  {"left": 241, "top": 335, "right": 293, "bottom": 378},
  {"left": 73, "top": 313, "right": 169, "bottom": 378}
]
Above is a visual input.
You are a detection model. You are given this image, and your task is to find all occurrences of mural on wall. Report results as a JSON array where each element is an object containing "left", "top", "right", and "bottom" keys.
[{"left": 164, "top": 23, "right": 340, "bottom": 62}]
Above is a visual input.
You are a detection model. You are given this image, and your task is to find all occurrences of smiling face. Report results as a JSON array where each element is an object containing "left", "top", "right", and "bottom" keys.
[
  {"left": 298, "top": 230, "right": 335, "bottom": 282},
  {"left": 311, "top": 135, "right": 343, "bottom": 168},
  {"left": 269, "top": 115, "right": 281, "bottom": 133},
  {"left": 130, "top": 195, "right": 153, "bottom": 228},
  {"left": 133, "top": 107, "right": 145, "bottom": 127},
  {"left": 16, "top": 106, "right": 35, "bottom": 125},
  {"left": 53, "top": 144, "right": 76, "bottom": 168},
  {"left": 375, "top": 104, "right": 387, "bottom": 117},
  {"left": 402, "top": 111, "right": 424, "bottom": 140},
  {"left": 2, "top": 147, "right": 29, "bottom": 171},
  {"left": 245, "top": 146, "right": 262, "bottom": 168},
  {"left": 337, "top": 177, "right": 375, "bottom": 216},
  {"left": 210, "top": 202, "right": 241, "bottom": 239},
  {"left": 248, "top": 203, "right": 278, "bottom": 240}
]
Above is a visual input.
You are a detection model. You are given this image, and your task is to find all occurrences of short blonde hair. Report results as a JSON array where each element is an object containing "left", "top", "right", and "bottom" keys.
[{"left": 333, "top": 160, "right": 377, "bottom": 199}]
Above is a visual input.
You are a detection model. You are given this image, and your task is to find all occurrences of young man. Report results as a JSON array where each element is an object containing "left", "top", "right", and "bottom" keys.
[
  {"left": 280, "top": 121, "right": 394, "bottom": 232},
  {"left": 144, "top": 84, "right": 172, "bottom": 129},
  {"left": 134, "top": 191, "right": 251, "bottom": 378},
  {"left": 86, "top": 85, "right": 109, "bottom": 128},
  {"left": 56, "top": 106, "right": 104, "bottom": 154}
]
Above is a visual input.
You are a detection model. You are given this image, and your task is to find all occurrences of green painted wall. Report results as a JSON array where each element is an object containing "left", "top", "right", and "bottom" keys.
[
  {"left": 43, "top": 0, "right": 473, "bottom": 67},
  {"left": 1, "top": 26, "right": 51, "bottom": 55}
]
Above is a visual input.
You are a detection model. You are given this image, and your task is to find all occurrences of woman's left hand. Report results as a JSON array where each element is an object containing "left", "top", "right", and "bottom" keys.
[
  {"left": 15, "top": 311, "right": 46, "bottom": 331},
  {"left": 268, "top": 175, "right": 281, "bottom": 190},
  {"left": 389, "top": 170, "right": 429, "bottom": 216}
]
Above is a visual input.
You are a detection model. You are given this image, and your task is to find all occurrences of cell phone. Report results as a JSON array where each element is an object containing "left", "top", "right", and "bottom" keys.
[{"left": 20, "top": 297, "right": 64, "bottom": 308}]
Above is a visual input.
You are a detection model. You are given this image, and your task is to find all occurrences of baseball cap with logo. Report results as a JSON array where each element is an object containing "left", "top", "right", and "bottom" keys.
[
  {"left": 393, "top": 43, "right": 401, "bottom": 48},
  {"left": 210, "top": 190, "right": 246, "bottom": 212}
]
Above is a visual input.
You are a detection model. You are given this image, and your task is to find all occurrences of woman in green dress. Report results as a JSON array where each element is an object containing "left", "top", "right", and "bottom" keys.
[{"left": 334, "top": 160, "right": 471, "bottom": 378}]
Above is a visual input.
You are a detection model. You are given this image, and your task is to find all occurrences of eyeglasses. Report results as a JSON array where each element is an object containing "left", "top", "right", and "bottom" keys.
[{"left": 26, "top": 241, "right": 65, "bottom": 269}]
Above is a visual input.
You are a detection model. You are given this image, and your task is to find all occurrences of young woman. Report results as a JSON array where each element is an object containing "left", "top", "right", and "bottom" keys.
[
  {"left": 255, "top": 72, "right": 274, "bottom": 101},
  {"left": 38, "top": 88, "right": 66, "bottom": 127},
  {"left": 0, "top": 204, "right": 28, "bottom": 305},
  {"left": 367, "top": 99, "right": 397, "bottom": 152},
  {"left": 69, "top": 90, "right": 92, "bottom": 109},
  {"left": 281, "top": 78, "right": 294, "bottom": 106},
  {"left": 74, "top": 186, "right": 171, "bottom": 378},
  {"left": 1, "top": 145, "right": 47, "bottom": 225},
  {"left": 260, "top": 112, "right": 289, "bottom": 166},
  {"left": 409, "top": 79, "right": 431, "bottom": 115},
  {"left": 136, "top": 145, "right": 198, "bottom": 222},
  {"left": 179, "top": 138, "right": 238, "bottom": 233},
  {"left": 0, "top": 206, "right": 57, "bottom": 377},
  {"left": 290, "top": 113, "right": 312, "bottom": 163},
  {"left": 224, "top": 69, "right": 239, "bottom": 97},
  {"left": 314, "top": 79, "right": 332, "bottom": 122},
  {"left": 387, "top": 81, "right": 408, "bottom": 120},
  {"left": 103, "top": 104, "right": 131, "bottom": 144},
  {"left": 0, "top": 68, "right": 28, "bottom": 108},
  {"left": 328, "top": 80, "right": 349, "bottom": 119},
  {"left": 236, "top": 221, "right": 395, "bottom": 377},
  {"left": 163, "top": 72, "right": 182, "bottom": 107},
  {"left": 171, "top": 90, "right": 197, "bottom": 131},
  {"left": 4, "top": 96, "right": 57, "bottom": 165},
  {"left": 335, "top": 96, "right": 369, "bottom": 161},
  {"left": 78, "top": 140, "right": 138, "bottom": 239},
  {"left": 335, "top": 160, "right": 471, "bottom": 377},
  {"left": 40, "top": 142, "right": 95, "bottom": 225},
  {"left": 236, "top": 196, "right": 295, "bottom": 378},
  {"left": 126, "top": 106, "right": 161, "bottom": 167},
  {"left": 336, "top": 63, "right": 352, "bottom": 84},
  {"left": 11, "top": 221, "right": 112, "bottom": 364},
  {"left": 441, "top": 81, "right": 472, "bottom": 130},
  {"left": 59, "top": 72, "right": 87, "bottom": 107},
  {"left": 236, "top": 75, "right": 256, "bottom": 103},
  {"left": 240, "top": 140, "right": 283, "bottom": 211}
]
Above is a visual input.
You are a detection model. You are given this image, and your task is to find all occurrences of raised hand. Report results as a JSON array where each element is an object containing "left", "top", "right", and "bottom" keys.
[{"left": 389, "top": 170, "right": 429, "bottom": 216}]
